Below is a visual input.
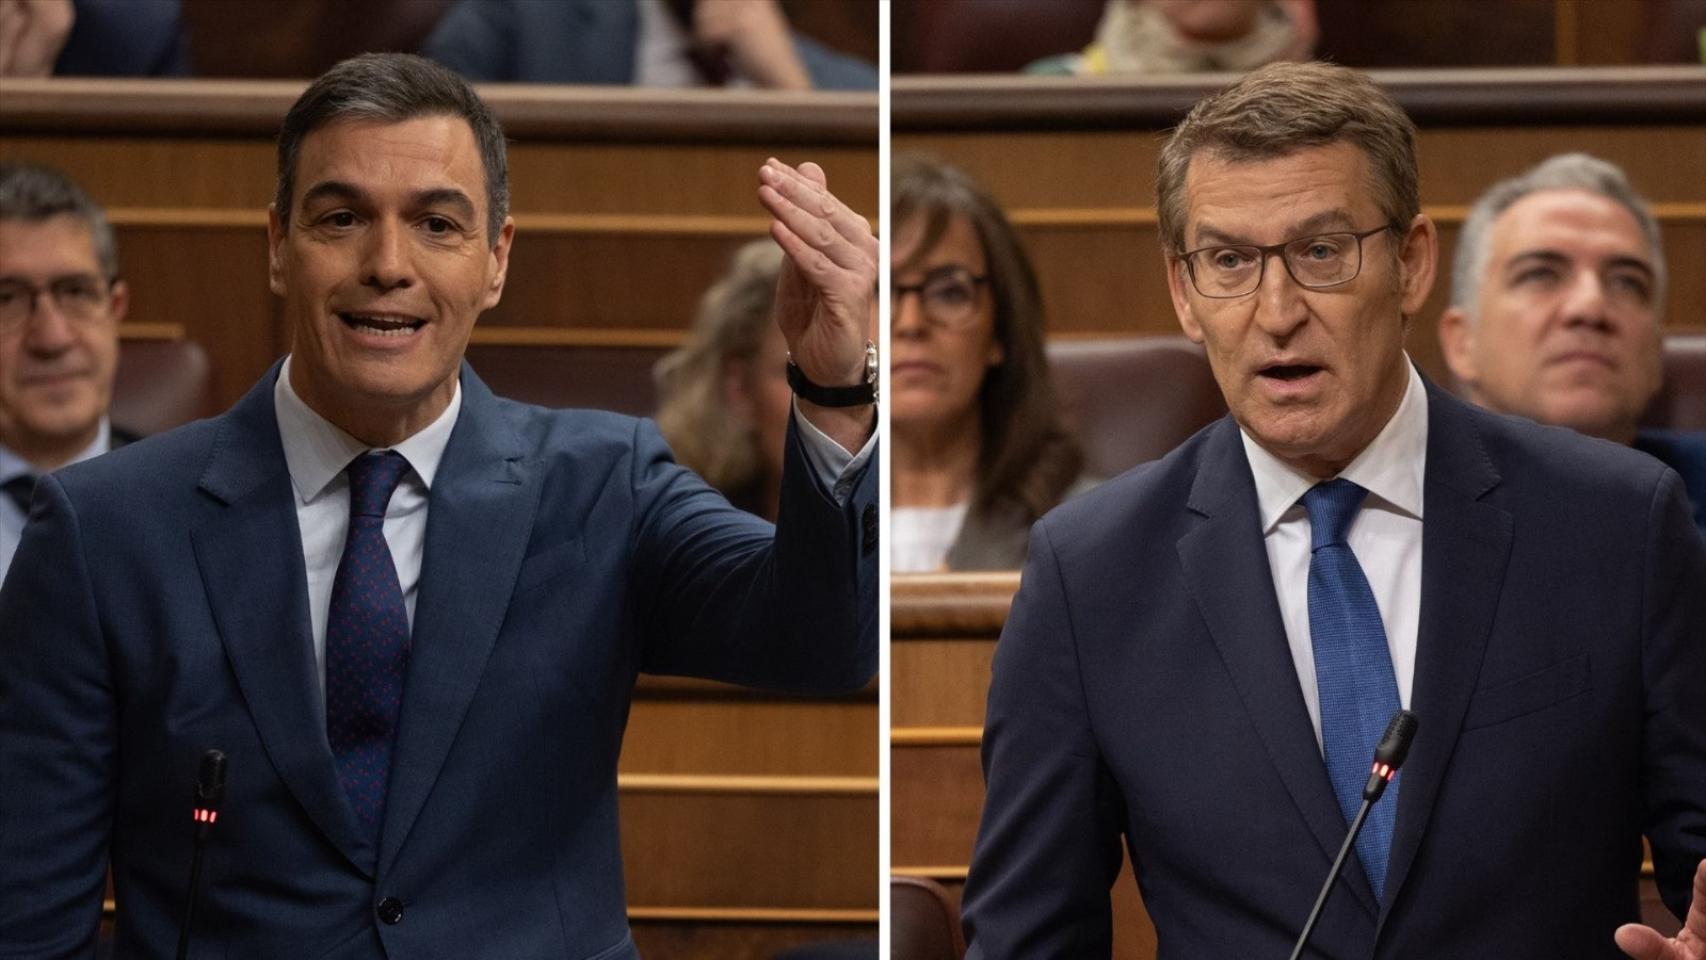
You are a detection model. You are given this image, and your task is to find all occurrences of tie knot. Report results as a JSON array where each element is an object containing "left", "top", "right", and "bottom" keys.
[
  {"left": 1301, "top": 478, "right": 1368, "bottom": 549},
  {"left": 345, "top": 451, "right": 408, "bottom": 519}
]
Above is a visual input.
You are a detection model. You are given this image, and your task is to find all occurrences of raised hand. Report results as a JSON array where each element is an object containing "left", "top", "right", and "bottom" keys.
[
  {"left": 756, "top": 157, "right": 876, "bottom": 450},
  {"left": 695, "top": 0, "right": 810, "bottom": 90},
  {"left": 1617, "top": 860, "right": 1706, "bottom": 960},
  {"left": 0, "top": 0, "right": 74, "bottom": 77}
]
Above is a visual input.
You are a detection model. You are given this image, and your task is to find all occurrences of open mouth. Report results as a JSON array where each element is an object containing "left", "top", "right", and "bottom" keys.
[
  {"left": 339, "top": 313, "right": 425, "bottom": 337},
  {"left": 1548, "top": 351, "right": 1614, "bottom": 369},
  {"left": 1259, "top": 363, "right": 1322, "bottom": 382}
]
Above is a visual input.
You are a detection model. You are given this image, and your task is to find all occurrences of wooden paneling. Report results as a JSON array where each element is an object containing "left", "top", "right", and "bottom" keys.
[
  {"left": 111, "top": 224, "right": 281, "bottom": 408},
  {"left": 632, "top": 920, "right": 874, "bottom": 960},
  {"left": 620, "top": 788, "right": 877, "bottom": 910},
  {"left": 621, "top": 693, "right": 877, "bottom": 776},
  {"left": 890, "top": 574, "right": 1015, "bottom": 730},
  {"left": 891, "top": 743, "right": 983, "bottom": 870},
  {"left": 615, "top": 677, "right": 878, "bottom": 941},
  {"left": 894, "top": 866, "right": 1157, "bottom": 960}
]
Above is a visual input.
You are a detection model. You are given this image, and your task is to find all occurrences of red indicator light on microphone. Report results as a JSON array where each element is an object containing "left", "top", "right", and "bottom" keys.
[
  {"left": 1370, "top": 762, "right": 1394, "bottom": 781},
  {"left": 192, "top": 808, "right": 219, "bottom": 823}
]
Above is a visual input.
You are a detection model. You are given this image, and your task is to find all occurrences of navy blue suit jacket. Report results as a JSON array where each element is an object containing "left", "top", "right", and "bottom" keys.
[
  {"left": 0, "top": 363, "right": 876, "bottom": 959},
  {"left": 963, "top": 382, "right": 1706, "bottom": 958}
]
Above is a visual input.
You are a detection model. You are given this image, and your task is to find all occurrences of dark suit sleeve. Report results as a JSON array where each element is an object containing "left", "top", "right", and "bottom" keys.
[
  {"left": 628, "top": 415, "right": 875, "bottom": 694},
  {"left": 1641, "top": 468, "right": 1706, "bottom": 921},
  {"left": 0, "top": 476, "right": 114, "bottom": 957},
  {"left": 419, "top": 0, "right": 516, "bottom": 82},
  {"left": 963, "top": 519, "right": 1126, "bottom": 959}
]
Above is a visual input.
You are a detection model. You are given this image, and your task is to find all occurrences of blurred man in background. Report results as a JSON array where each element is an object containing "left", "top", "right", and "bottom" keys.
[
  {"left": 0, "top": 162, "right": 133, "bottom": 584},
  {"left": 424, "top": 0, "right": 877, "bottom": 90},
  {"left": 1438, "top": 152, "right": 1706, "bottom": 540}
]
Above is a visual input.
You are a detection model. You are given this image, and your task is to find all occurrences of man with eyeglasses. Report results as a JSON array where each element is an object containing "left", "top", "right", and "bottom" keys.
[
  {"left": 963, "top": 62, "right": 1705, "bottom": 959},
  {"left": 0, "top": 162, "right": 135, "bottom": 584},
  {"left": 1438, "top": 153, "right": 1706, "bottom": 542}
]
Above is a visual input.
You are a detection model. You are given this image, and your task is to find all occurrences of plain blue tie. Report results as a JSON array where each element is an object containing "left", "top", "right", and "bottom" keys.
[
  {"left": 325, "top": 451, "right": 411, "bottom": 844},
  {"left": 1303, "top": 479, "right": 1402, "bottom": 902}
]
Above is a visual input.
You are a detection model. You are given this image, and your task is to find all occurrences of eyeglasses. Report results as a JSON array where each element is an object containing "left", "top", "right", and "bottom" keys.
[
  {"left": 1177, "top": 224, "right": 1396, "bottom": 299},
  {"left": 0, "top": 276, "right": 115, "bottom": 331},
  {"left": 892, "top": 267, "right": 990, "bottom": 328}
]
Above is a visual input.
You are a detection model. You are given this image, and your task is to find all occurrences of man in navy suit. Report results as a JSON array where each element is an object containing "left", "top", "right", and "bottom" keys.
[
  {"left": 0, "top": 163, "right": 139, "bottom": 585},
  {"left": 962, "top": 62, "right": 1706, "bottom": 959},
  {"left": 1438, "top": 152, "right": 1706, "bottom": 542},
  {"left": 0, "top": 53, "right": 877, "bottom": 959}
]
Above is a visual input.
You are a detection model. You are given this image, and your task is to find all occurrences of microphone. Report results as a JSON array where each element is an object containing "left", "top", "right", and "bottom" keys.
[
  {"left": 177, "top": 749, "right": 226, "bottom": 960},
  {"left": 1288, "top": 711, "right": 1418, "bottom": 960}
]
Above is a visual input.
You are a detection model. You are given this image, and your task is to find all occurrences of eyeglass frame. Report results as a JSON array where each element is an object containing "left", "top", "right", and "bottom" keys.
[
  {"left": 891, "top": 266, "right": 991, "bottom": 328},
  {"left": 1175, "top": 223, "right": 1399, "bottom": 299},
  {"left": 0, "top": 273, "right": 120, "bottom": 332}
]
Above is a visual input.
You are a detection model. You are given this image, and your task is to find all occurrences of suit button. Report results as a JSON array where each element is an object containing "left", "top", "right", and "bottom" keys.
[
  {"left": 861, "top": 503, "right": 878, "bottom": 553},
  {"left": 376, "top": 897, "right": 404, "bottom": 925}
]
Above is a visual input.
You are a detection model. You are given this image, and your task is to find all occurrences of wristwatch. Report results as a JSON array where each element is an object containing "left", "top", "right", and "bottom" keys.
[{"left": 786, "top": 340, "right": 878, "bottom": 407}]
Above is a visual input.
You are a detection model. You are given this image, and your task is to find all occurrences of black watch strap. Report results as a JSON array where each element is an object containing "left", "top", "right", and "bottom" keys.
[{"left": 786, "top": 342, "right": 878, "bottom": 407}]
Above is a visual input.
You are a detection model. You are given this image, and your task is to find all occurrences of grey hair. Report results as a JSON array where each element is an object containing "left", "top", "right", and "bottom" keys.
[
  {"left": 1450, "top": 153, "right": 1665, "bottom": 319},
  {"left": 0, "top": 162, "right": 120, "bottom": 279},
  {"left": 275, "top": 53, "right": 509, "bottom": 246},
  {"left": 653, "top": 239, "right": 786, "bottom": 495}
]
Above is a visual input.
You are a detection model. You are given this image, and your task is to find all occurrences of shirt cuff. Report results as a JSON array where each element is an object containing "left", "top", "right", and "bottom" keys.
[{"left": 792, "top": 397, "right": 878, "bottom": 506}]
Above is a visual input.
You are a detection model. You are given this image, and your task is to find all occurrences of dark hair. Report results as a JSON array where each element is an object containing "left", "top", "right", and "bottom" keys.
[
  {"left": 0, "top": 162, "right": 119, "bottom": 279},
  {"left": 275, "top": 53, "right": 509, "bottom": 245},
  {"left": 893, "top": 153, "right": 1083, "bottom": 523},
  {"left": 1156, "top": 61, "right": 1419, "bottom": 254}
]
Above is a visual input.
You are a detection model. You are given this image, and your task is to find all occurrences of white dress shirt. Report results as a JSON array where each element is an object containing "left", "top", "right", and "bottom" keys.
[
  {"left": 274, "top": 356, "right": 875, "bottom": 700},
  {"left": 892, "top": 501, "right": 971, "bottom": 573},
  {"left": 1239, "top": 360, "right": 1429, "bottom": 751},
  {"left": 0, "top": 420, "right": 113, "bottom": 586}
]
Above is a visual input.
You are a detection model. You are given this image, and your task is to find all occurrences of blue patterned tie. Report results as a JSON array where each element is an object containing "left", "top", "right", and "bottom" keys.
[
  {"left": 325, "top": 451, "right": 411, "bottom": 843},
  {"left": 1303, "top": 479, "right": 1402, "bottom": 901}
]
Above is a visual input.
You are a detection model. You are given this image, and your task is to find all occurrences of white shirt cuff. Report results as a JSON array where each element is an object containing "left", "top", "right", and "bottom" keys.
[{"left": 792, "top": 398, "right": 878, "bottom": 506}]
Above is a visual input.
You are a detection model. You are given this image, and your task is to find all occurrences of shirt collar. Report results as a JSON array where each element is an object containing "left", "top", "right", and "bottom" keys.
[
  {"left": 1240, "top": 358, "right": 1429, "bottom": 533},
  {"left": 0, "top": 419, "right": 113, "bottom": 483},
  {"left": 273, "top": 355, "right": 462, "bottom": 505}
]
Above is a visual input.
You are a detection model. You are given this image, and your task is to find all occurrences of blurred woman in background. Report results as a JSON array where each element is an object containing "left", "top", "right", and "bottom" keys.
[
  {"left": 655, "top": 239, "right": 793, "bottom": 520},
  {"left": 891, "top": 154, "right": 1087, "bottom": 571}
]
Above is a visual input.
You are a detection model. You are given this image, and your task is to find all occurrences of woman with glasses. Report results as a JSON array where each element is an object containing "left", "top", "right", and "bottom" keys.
[{"left": 891, "top": 154, "right": 1088, "bottom": 572}]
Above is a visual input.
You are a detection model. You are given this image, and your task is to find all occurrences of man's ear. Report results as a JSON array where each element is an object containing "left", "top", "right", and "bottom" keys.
[
  {"left": 1166, "top": 256, "right": 1204, "bottom": 343},
  {"left": 106, "top": 279, "right": 130, "bottom": 325},
  {"left": 1396, "top": 214, "right": 1438, "bottom": 317},
  {"left": 267, "top": 203, "right": 287, "bottom": 297},
  {"left": 1437, "top": 305, "right": 1479, "bottom": 387},
  {"left": 481, "top": 217, "right": 516, "bottom": 311}
]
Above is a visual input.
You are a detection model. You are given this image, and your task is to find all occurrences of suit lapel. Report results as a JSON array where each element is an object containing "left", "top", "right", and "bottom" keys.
[
  {"left": 1378, "top": 384, "right": 1511, "bottom": 927},
  {"left": 192, "top": 366, "right": 375, "bottom": 876},
  {"left": 1175, "top": 419, "right": 1379, "bottom": 918},
  {"left": 379, "top": 366, "right": 541, "bottom": 874}
]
